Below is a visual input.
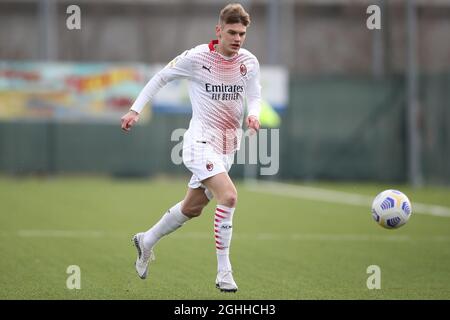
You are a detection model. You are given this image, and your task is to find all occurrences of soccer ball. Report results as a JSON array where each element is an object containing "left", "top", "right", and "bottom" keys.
[{"left": 371, "top": 189, "right": 412, "bottom": 229}]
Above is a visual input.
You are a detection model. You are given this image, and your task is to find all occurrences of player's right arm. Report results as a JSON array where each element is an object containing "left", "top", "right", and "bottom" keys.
[{"left": 121, "top": 50, "right": 193, "bottom": 132}]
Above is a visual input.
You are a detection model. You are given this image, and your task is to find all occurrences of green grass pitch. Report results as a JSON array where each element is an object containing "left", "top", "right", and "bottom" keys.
[{"left": 0, "top": 176, "right": 449, "bottom": 299}]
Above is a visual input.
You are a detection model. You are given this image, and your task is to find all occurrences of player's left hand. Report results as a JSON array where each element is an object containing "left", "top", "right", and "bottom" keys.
[{"left": 246, "top": 115, "right": 260, "bottom": 135}]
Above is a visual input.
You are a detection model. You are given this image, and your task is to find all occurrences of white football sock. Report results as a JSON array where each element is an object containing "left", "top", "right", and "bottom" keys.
[
  {"left": 214, "top": 204, "right": 235, "bottom": 272},
  {"left": 143, "top": 201, "right": 190, "bottom": 250}
]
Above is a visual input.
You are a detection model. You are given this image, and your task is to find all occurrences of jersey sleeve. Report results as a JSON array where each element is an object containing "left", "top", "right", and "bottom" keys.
[
  {"left": 246, "top": 58, "right": 262, "bottom": 120},
  {"left": 130, "top": 50, "right": 193, "bottom": 114}
]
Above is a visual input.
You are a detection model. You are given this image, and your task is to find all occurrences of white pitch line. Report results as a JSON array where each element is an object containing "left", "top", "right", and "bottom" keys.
[
  {"left": 246, "top": 181, "right": 450, "bottom": 218},
  {"left": 171, "top": 232, "right": 412, "bottom": 242},
  {"left": 12, "top": 230, "right": 450, "bottom": 242},
  {"left": 17, "top": 230, "right": 105, "bottom": 238}
]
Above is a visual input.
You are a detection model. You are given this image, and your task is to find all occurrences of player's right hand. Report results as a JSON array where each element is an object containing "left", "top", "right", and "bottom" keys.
[{"left": 121, "top": 110, "right": 140, "bottom": 132}]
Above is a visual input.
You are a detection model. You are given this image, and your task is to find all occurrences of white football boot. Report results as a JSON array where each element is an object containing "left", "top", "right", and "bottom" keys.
[
  {"left": 216, "top": 270, "right": 238, "bottom": 292},
  {"left": 132, "top": 232, "right": 155, "bottom": 279}
]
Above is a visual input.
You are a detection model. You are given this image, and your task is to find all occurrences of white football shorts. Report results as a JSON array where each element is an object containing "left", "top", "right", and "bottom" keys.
[{"left": 182, "top": 133, "right": 234, "bottom": 199}]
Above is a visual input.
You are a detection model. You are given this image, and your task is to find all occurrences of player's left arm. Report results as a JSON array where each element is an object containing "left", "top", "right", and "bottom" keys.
[{"left": 246, "top": 59, "right": 261, "bottom": 133}]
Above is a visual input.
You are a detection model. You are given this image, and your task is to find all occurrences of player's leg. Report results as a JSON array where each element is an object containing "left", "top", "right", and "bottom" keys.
[
  {"left": 143, "top": 187, "right": 210, "bottom": 248},
  {"left": 133, "top": 187, "right": 210, "bottom": 279},
  {"left": 180, "top": 187, "right": 211, "bottom": 218},
  {"left": 202, "top": 172, "right": 239, "bottom": 292},
  {"left": 181, "top": 135, "right": 237, "bottom": 290}
]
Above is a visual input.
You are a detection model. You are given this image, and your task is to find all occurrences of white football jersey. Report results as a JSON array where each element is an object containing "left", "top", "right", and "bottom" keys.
[{"left": 131, "top": 40, "right": 261, "bottom": 154}]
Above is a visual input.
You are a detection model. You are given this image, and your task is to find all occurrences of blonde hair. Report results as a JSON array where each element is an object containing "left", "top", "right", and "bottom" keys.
[{"left": 219, "top": 3, "right": 251, "bottom": 27}]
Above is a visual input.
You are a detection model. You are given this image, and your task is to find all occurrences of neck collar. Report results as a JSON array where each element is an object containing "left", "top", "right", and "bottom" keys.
[{"left": 208, "top": 39, "right": 238, "bottom": 59}]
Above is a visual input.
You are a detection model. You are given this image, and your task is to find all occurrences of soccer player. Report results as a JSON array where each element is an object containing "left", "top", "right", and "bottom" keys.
[{"left": 121, "top": 3, "right": 261, "bottom": 293}]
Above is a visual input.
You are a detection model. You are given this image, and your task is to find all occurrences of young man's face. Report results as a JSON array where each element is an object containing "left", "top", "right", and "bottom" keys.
[{"left": 216, "top": 23, "right": 247, "bottom": 57}]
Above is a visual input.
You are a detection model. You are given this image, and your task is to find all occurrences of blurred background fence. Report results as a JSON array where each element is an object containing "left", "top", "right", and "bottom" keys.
[{"left": 0, "top": 0, "right": 449, "bottom": 185}]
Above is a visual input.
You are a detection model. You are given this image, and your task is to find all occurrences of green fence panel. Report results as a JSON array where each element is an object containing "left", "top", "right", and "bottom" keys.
[
  {"left": 283, "top": 75, "right": 407, "bottom": 181},
  {"left": 0, "top": 121, "right": 50, "bottom": 173},
  {"left": 421, "top": 73, "right": 450, "bottom": 185}
]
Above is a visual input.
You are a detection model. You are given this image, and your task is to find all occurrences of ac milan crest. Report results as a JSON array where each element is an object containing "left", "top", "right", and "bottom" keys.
[
  {"left": 206, "top": 161, "right": 214, "bottom": 171},
  {"left": 240, "top": 63, "right": 247, "bottom": 76}
]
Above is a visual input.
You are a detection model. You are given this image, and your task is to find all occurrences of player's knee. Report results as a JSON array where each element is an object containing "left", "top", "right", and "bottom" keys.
[
  {"left": 221, "top": 191, "right": 238, "bottom": 208},
  {"left": 181, "top": 203, "right": 205, "bottom": 218}
]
